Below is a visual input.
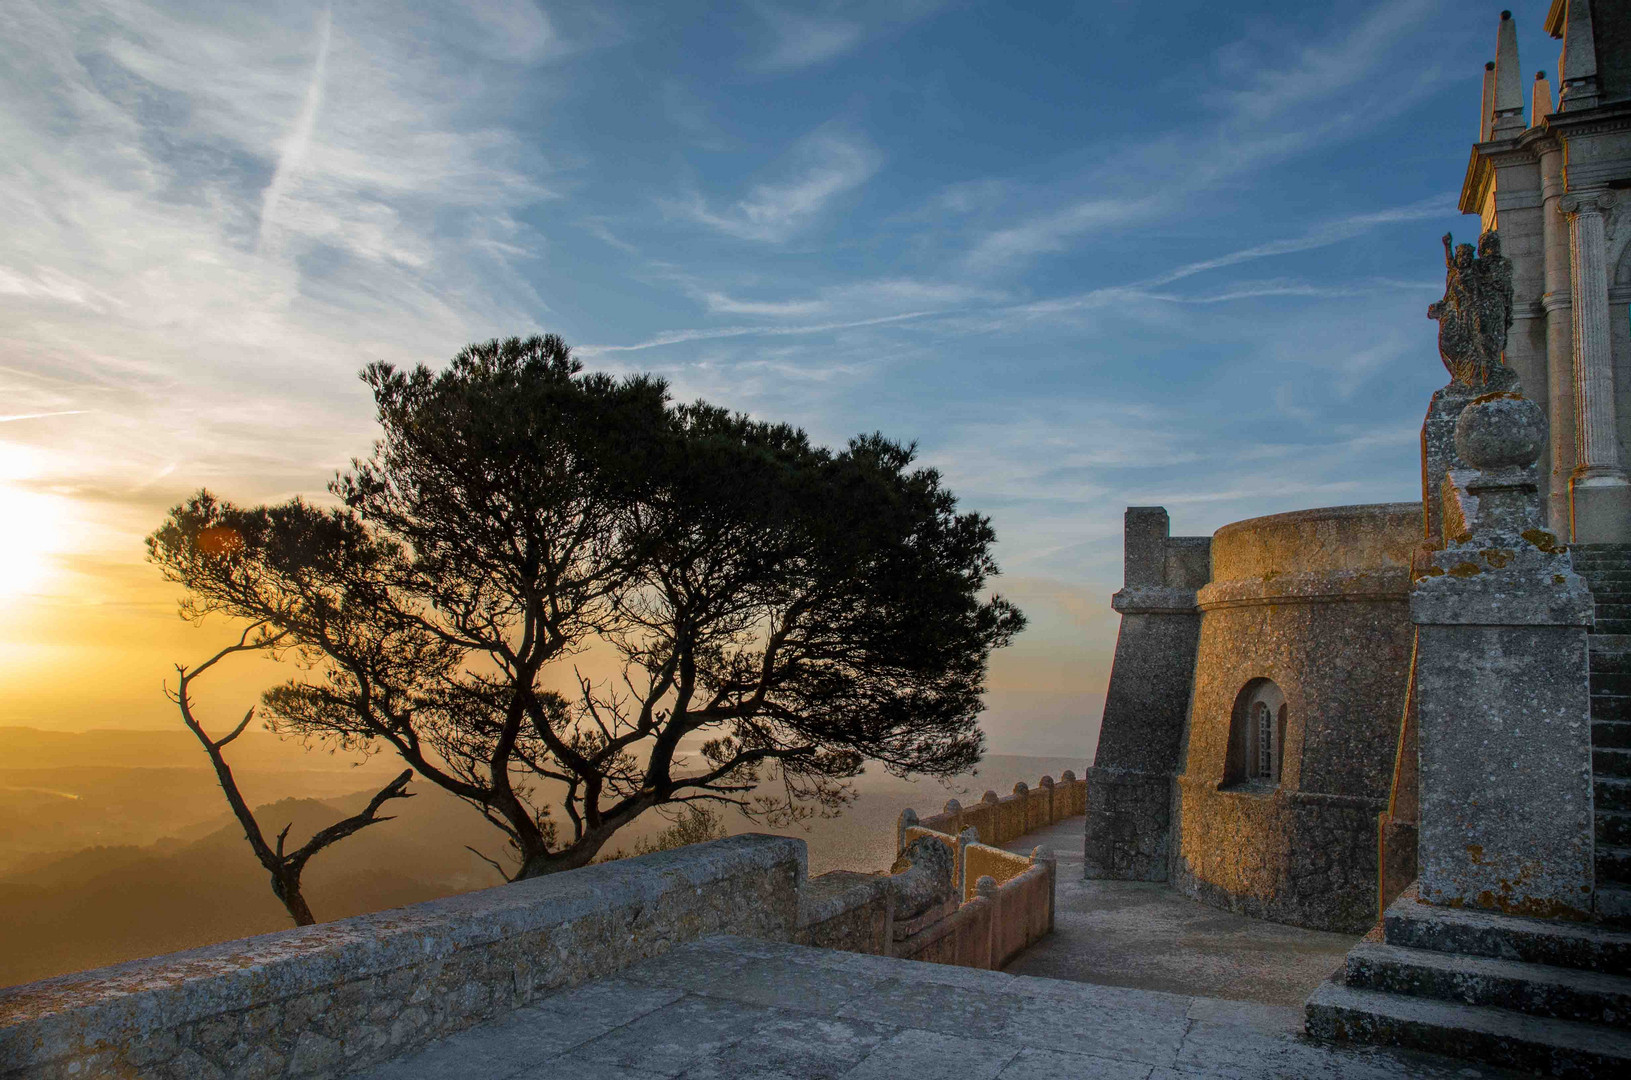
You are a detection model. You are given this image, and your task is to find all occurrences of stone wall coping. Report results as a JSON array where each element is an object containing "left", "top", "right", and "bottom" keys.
[
  {"left": 1196, "top": 568, "right": 1412, "bottom": 611},
  {"left": 0, "top": 833, "right": 804, "bottom": 1045},
  {"left": 1212, "top": 503, "right": 1423, "bottom": 537},
  {"left": 1112, "top": 585, "right": 1199, "bottom": 614},
  {"left": 797, "top": 871, "right": 890, "bottom": 930}
]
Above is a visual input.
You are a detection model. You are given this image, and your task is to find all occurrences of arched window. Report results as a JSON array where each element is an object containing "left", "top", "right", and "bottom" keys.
[{"left": 1225, "top": 679, "right": 1286, "bottom": 789}]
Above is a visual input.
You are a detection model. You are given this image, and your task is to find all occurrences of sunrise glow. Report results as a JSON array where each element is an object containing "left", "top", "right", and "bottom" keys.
[{"left": 0, "top": 445, "right": 70, "bottom": 601}]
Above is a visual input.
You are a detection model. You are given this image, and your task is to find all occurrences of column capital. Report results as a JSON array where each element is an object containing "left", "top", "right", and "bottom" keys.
[{"left": 1558, "top": 190, "right": 1614, "bottom": 216}]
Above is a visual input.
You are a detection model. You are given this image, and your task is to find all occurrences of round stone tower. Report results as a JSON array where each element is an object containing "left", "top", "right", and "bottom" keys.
[{"left": 1170, "top": 502, "right": 1420, "bottom": 932}]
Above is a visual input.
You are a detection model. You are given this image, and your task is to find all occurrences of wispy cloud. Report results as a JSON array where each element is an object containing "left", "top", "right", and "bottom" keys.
[
  {"left": 577, "top": 309, "right": 935, "bottom": 355},
  {"left": 1145, "top": 196, "right": 1452, "bottom": 288},
  {"left": 258, "top": 8, "right": 332, "bottom": 252},
  {"left": 960, "top": 0, "right": 1446, "bottom": 273},
  {"left": 747, "top": 0, "right": 948, "bottom": 72},
  {"left": 0, "top": 411, "right": 89, "bottom": 424},
  {"left": 672, "top": 126, "right": 880, "bottom": 242},
  {"left": 752, "top": 7, "right": 863, "bottom": 71}
]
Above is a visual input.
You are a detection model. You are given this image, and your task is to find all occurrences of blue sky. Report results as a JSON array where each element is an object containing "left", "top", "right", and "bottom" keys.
[{"left": 0, "top": 0, "right": 1558, "bottom": 754}]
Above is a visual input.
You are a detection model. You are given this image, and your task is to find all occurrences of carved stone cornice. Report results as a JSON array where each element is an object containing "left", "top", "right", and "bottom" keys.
[
  {"left": 1460, "top": 126, "right": 1561, "bottom": 216},
  {"left": 1543, "top": 100, "right": 1631, "bottom": 140}
]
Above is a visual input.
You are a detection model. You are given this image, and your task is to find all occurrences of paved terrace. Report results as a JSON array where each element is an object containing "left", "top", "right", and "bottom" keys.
[
  {"left": 366, "top": 817, "right": 1523, "bottom": 1080},
  {"left": 360, "top": 934, "right": 1521, "bottom": 1079},
  {"left": 1000, "top": 818, "right": 1359, "bottom": 1008}
]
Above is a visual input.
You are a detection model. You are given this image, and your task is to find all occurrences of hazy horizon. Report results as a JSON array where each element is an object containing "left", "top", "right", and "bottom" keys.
[{"left": 0, "top": 719, "right": 1083, "bottom": 986}]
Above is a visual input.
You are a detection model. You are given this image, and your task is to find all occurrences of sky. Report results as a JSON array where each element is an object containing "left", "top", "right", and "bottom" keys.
[{"left": 0, "top": 0, "right": 1560, "bottom": 756}]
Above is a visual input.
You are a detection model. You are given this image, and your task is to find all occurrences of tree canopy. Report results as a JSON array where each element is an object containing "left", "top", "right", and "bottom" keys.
[{"left": 149, "top": 335, "right": 1024, "bottom": 877}]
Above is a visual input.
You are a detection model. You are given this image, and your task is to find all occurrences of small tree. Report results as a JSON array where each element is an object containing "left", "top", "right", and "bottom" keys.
[
  {"left": 149, "top": 336, "right": 1023, "bottom": 878},
  {"left": 168, "top": 620, "right": 413, "bottom": 925}
]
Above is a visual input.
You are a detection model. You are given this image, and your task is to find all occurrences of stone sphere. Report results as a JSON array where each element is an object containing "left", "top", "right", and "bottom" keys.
[{"left": 1454, "top": 394, "right": 1544, "bottom": 470}]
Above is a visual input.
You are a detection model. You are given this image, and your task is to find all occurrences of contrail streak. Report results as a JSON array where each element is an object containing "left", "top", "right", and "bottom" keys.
[{"left": 258, "top": 8, "right": 333, "bottom": 253}]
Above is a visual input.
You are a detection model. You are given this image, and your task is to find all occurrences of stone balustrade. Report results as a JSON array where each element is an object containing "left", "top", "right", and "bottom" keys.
[{"left": 896, "top": 772, "right": 1085, "bottom": 854}]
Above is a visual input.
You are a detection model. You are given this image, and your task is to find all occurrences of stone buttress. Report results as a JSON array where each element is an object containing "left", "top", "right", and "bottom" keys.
[{"left": 1083, "top": 507, "right": 1208, "bottom": 881}]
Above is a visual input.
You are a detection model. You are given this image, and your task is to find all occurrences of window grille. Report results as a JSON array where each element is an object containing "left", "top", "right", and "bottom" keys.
[{"left": 1254, "top": 701, "right": 1273, "bottom": 778}]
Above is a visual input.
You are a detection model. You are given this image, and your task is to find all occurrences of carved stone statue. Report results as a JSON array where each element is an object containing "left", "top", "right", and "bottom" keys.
[{"left": 1427, "top": 230, "right": 1515, "bottom": 388}]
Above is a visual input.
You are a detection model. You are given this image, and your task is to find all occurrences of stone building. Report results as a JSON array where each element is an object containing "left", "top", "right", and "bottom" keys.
[
  {"left": 1459, "top": 5, "right": 1631, "bottom": 544},
  {"left": 1086, "top": 1, "right": 1631, "bottom": 942}
]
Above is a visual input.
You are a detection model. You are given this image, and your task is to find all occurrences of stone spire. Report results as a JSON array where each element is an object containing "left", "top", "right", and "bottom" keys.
[
  {"left": 1553, "top": 0, "right": 1600, "bottom": 111},
  {"left": 1480, "top": 61, "right": 1497, "bottom": 141},
  {"left": 1492, "top": 11, "right": 1525, "bottom": 135},
  {"left": 1532, "top": 70, "right": 1555, "bottom": 123}
]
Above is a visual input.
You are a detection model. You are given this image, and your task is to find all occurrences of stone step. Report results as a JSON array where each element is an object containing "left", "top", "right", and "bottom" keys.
[
  {"left": 1383, "top": 889, "right": 1631, "bottom": 975},
  {"left": 1600, "top": 812, "right": 1631, "bottom": 847},
  {"left": 1597, "top": 747, "right": 1631, "bottom": 777},
  {"left": 1570, "top": 543, "right": 1631, "bottom": 560},
  {"left": 1602, "top": 884, "right": 1631, "bottom": 928},
  {"left": 1305, "top": 979, "right": 1631, "bottom": 1076},
  {"left": 1343, "top": 941, "right": 1631, "bottom": 1028},
  {"left": 1595, "top": 721, "right": 1631, "bottom": 749},
  {"left": 1594, "top": 673, "right": 1631, "bottom": 698},
  {"left": 1600, "top": 777, "right": 1631, "bottom": 813},
  {"left": 1593, "top": 634, "right": 1631, "bottom": 656},
  {"left": 1594, "top": 650, "right": 1631, "bottom": 674},
  {"left": 1602, "top": 846, "right": 1631, "bottom": 886},
  {"left": 1597, "top": 619, "right": 1631, "bottom": 636},
  {"left": 1594, "top": 694, "right": 1631, "bottom": 723}
]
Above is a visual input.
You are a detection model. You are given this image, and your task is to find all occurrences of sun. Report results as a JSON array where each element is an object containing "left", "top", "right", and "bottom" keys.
[{"left": 0, "top": 445, "right": 69, "bottom": 601}]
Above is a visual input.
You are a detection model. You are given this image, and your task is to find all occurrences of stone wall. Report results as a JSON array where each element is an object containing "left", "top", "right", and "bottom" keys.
[
  {"left": 795, "top": 870, "right": 892, "bottom": 955},
  {"left": 1, "top": 785, "right": 1070, "bottom": 1080},
  {"left": 0, "top": 834, "right": 804, "bottom": 1080},
  {"left": 1171, "top": 503, "right": 1420, "bottom": 933}
]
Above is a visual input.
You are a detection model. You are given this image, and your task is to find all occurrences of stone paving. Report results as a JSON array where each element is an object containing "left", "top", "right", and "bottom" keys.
[
  {"left": 361, "top": 933, "right": 1524, "bottom": 1079},
  {"left": 1000, "top": 819, "right": 1359, "bottom": 1007}
]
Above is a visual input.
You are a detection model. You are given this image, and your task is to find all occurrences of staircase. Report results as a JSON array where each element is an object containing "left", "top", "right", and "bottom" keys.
[
  {"left": 1304, "top": 546, "right": 1631, "bottom": 1075},
  {"left": 1306, "top": 887, "right": 1631, "bottom": 1075},
  {"left": 1574, "top": 543, "right": 1631, "bottom": 926}
]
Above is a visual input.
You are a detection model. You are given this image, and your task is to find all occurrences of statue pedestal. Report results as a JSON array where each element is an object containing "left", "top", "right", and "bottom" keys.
[{"left": 1411, "top": 433, "right": 1596, "bottom": 917}]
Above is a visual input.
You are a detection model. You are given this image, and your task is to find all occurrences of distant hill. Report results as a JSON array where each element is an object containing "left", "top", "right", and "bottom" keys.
[
  {"left": 0, "top": 729, "right": 1083, "bottom": 989},
  {"left": 0, "top": 725, "right": 400, "bottom": 772}
]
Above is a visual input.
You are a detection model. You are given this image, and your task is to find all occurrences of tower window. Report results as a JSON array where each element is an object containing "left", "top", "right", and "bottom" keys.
[{"left": 1226, "top": 679, "right": 1287, "bottom": 789}]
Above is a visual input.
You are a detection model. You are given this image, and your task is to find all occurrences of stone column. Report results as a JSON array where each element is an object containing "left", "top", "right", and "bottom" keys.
[
  {"left": 1562, "top": 191, "right": 1631, "bottom": 542},
  {"left": 1541, "top": 144, "right": 1576, "bottom": 534},
  {"left": 1412, "top": 395, "right": 1596, "bottom": 919}
]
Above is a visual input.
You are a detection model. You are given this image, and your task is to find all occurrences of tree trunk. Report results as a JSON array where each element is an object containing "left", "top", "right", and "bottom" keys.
[{"left": 272, "top": 872, "right": 317, "bottom": 926}]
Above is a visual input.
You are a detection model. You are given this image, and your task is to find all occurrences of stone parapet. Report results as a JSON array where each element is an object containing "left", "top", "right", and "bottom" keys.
[{"left": 0, "top": 834, "right": 804, "bottom": 1080}]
